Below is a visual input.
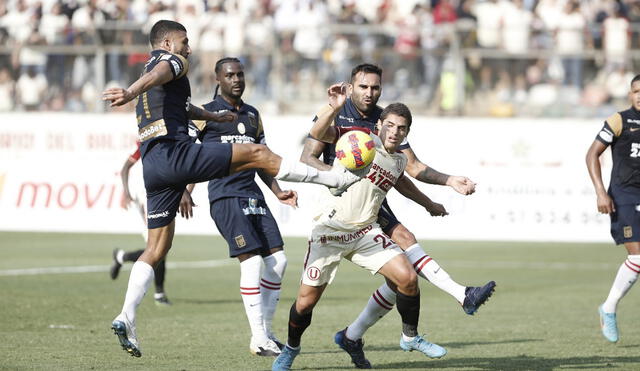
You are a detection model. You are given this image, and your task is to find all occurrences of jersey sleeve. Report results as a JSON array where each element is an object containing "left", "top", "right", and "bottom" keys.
[
  {"left": 257, "top": 115, "right": 266, "bottom": 145},
  {"left": 596, "top": 113, "right": 623, "bottom": 144},
  {"left": 159, "top": 53, "right": 189, "bottom": 79}
]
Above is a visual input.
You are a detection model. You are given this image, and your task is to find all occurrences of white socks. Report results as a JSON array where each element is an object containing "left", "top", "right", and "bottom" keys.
[
  {"left": 602, "top": 255, "right": 640, "bottom": 313},
  {"left": 121, "top": 261, "right": 154, "bottom": 322},
  {"left": 404, "top": 244, "right": 466, "bottom": 304},
  {"left": 346, "top": 283, "right": 396, "bottom": 340},
  {"left": 261, "top": 251, "right": 287, "bottom": 336},
  {"left": 275, "top": 157, "right": 341, "bottom": 187},
  {"left": 240, "top": 255, "right": 267, "bottom": 343}
]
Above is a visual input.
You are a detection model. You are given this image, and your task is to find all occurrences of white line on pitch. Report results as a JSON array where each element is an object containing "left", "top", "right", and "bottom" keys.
[{"left": 0, "top": 259, "right": 233, "bottom": 276}]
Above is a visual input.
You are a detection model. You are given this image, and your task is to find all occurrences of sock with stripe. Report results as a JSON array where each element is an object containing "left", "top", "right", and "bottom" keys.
[
  {"left": 239, "top": 255, "right": 267, "bottom": 343},
  {"left": 602, "top": 255, "right": 640, "bottom": 313},
  {"left": 261, "top": 251, "right": 287, "bottom": 337},
  {"left": 405, "top": 243, "right": 466, "bottom": 304},
  {"left": 121, "top": 261, "right": 154, "bottom": 322},
  {"left": 345, "top": 282, "right": 396, "bottom": 340}
]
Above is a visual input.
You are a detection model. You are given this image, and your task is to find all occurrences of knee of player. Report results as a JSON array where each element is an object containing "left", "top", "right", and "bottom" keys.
[
  {"left": 391, "top": 226, "right": 417, "bottom": 248},
  {"left": 396, "top": 269, "right": 418, "bottom": 293}
]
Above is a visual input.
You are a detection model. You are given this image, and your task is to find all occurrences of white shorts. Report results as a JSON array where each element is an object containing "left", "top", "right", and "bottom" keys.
[{"left": 301, "top": 223, "right": 403, "bottom": 287}]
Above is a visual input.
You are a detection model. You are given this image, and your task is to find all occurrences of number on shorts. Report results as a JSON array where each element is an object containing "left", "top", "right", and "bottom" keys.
[{"left": 373, "top": 234, "right": 393, "bottom": 249}]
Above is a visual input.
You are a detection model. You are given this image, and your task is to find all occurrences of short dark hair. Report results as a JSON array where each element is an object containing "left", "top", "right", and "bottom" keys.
[
  {"left": 214, "top": 57, "right": 242, "bottom": 74},
  {"left": 350, "top": 63, "right": 382, "bottom": 82},
  {"left": 631, "top": 74, "right": 640, "bottom": 87},
  {"left": 149, "top": 20, "right": 186, "bottom": 47},
  {"left": 380, "top": 103, "right": 412, "bottom": 128}
]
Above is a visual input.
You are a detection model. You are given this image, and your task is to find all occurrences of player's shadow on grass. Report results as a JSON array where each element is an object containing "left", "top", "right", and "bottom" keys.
[
  {"left": 375, "top": 355, "right": 640, "bottom": 370},
  {"left": 363, "top": 338, "right": 541, "bottom": 352}
]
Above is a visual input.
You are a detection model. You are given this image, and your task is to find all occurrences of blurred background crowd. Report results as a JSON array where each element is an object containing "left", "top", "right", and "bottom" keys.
[{"left": 1, "top": 0, "right": 640, "bottom": 116}]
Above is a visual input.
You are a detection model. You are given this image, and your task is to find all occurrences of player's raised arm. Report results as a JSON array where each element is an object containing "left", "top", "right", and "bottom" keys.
[
  {"left": 309, "top": 83, "right": 348, "bottom": 142},
  {"left": 103, "top": 62, "right": 175, "bottom": 107},
  {"left": 402, "top": 147, "right": 476, "bottom": 195},
  {"left": 188, "top": 103, "right": 237, "bottom": 123},
  {"left": 394, "top": 174, "right": 448, "bottom": 217}
]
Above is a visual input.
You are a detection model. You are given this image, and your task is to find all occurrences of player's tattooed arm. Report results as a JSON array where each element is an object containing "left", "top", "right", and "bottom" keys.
[
  {"left": 403, "top": 147, "right": 476, "bottom": 195},
  {"left": 394, "top": 175, "right": 448, "bottom": 217},
  {"left": 188, "top": 104, "right": 237, "bottom": 122},
  {"left": 300, "top": 137, "right": 331, "bottom": 171}
]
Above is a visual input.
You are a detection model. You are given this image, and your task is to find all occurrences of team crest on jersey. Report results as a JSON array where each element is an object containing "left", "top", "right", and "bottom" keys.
[
  {"left": 306, "top": 266, "right": 320, "bottom": 281},
  {"left": 624, "top": 226, "right": 633, "bottom": 239},
  {"left": 237, "top": 122, "right": 246, "bottom": 134},
  {"left": 235, "top": 235, "right": 246, "bottom": 248}
]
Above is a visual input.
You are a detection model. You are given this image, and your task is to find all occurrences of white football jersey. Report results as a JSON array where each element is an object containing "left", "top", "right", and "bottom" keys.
[{"left": 316, "top": 134, "right": 407, "bottom": 232}]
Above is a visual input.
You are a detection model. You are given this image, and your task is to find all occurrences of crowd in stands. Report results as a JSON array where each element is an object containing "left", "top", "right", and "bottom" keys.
[{"left": 0, "top": 0, "right": 639, "bottom": 116}]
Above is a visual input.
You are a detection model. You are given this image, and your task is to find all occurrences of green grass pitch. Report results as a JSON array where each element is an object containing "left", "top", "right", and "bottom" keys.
[{"left": 1, "top": 231, "right": 639, "bottom": 370}]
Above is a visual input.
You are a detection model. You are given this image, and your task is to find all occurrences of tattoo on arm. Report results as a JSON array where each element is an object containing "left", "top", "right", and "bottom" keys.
[{"left": 417, "top": 167, "right": 449, "bottom": 185}]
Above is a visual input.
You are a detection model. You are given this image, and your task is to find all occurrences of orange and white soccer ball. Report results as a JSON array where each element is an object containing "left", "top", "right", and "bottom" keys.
[{"left": 335, "top": 130, "right": 376, "bottom": 171}]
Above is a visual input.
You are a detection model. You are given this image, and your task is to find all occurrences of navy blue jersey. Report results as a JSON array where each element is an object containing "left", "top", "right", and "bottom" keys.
[
  {"left": 196, "top": 95, "right": 266, "bottom": 202},
  {"left": 315, "top": 98, "right": 411, "bottom": 165},
  {"left": 595, "top": 107, "right": 640, "bottom": 205},
  {"left": 136, "top": 50, "right": 191, "bottom": 157}
]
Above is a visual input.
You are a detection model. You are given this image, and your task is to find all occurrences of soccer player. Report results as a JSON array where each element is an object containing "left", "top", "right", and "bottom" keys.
[
  {"left": 192, "top": 57, "right": 294, "bottom": 356},
  {"left": 586, "top": 74, "right": 640, "bottom": 343},
  {"left": 109, "top": 141, "right": 186, "bottom": 306},
  {"left": 301, "top": 64, "right": 495, "bottom": 368},
  {"left": 273, "top": 99, "right": 447, "bottom": 371},
  {"left": 102, "top": 20, "right": 361, "bottom": 358}
]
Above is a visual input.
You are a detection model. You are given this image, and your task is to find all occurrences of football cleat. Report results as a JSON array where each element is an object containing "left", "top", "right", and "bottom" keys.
[
  {"left": 334, "top": 328, "right": 371, "bottom": 369},
  {"left": 328, "top": 161, "right": 364, "bottom": 196},
  {"left": 267, "top": 332, "right": 285, "bottom": 350},
  {"left": 154, "top": 294, "right": 172, "bottom": 306},
  {"left": 399, "top": 335, "right": 447, "bottom": 359},
  {"left": 272, "top": 345, "right": 300, "bottom": 371},
  {"left": 598, "top": 305, "right": 619, "bottom": 343},
  {"left": 462, "top": 281, "right": 496, "bottom": 315},
  {"left": 250, "top": 337, "right": 282, "bottom": 357},
  {"left": 111, "top": 313, "right": 141, "bottom": 357},
  {"left": 110, "top": 248, "right": 123, "bottom": 280}
]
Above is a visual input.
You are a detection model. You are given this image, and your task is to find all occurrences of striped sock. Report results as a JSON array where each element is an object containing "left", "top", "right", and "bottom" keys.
[
  {"left": 602, "top": 255, "right": 640, "bottom": 313},
  {"left": 345, "top": 282, "right": 396, "bottom": 340},
  {"left": 240, "top": 255, "right": 267, "bottom": 343},
  {"left": 261, "top": 251, "right": 287, "bottom": 336},
  {"left": 405, "top": 244, "right": 466, "bottom": 304}
]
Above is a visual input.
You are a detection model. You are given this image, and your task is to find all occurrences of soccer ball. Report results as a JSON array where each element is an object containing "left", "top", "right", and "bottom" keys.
[{"left": 335, "top": 130, "right": 376, "bottom": 171}]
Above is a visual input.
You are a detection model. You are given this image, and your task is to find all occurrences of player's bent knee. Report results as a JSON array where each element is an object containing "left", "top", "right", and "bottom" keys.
[{"left": 392, "top": 225, "right": 417, "bottom": 248}]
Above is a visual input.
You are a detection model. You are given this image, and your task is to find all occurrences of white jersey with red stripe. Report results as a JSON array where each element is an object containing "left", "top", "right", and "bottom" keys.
[{"left": 314, "top": 133, "right": 407, "bottom": 232}]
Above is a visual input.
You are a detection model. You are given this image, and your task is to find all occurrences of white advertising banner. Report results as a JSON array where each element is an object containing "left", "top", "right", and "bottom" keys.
[{"left": 0, "top": 113, "right": 611, "bottom": 242}]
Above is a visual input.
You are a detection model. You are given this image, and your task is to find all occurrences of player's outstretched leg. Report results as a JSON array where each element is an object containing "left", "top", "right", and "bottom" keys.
[
  {"left": 462, "top": 281, "right": 496, "bottom": 315},
  {"left": 598, "top": 305, "right": 619, "bottom": 343},
  {"left": 111, "top": 312, "right": 141, "bottom": 357},
  {"left": 399, "top": 334, "right": 447, "bottom": 358},
  {"left": 334, "top": 328, "right": 371, "bottom": 369},
  {"left": 110, "top": 248, "right": 123, "bottom": 280}
]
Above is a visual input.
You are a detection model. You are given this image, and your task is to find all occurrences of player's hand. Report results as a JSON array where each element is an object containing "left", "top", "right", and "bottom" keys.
[
  {"left": 277, "top": 190, "right": 298, "bottom": 208},
  {"left": 426, "top": 201, "right": 449, "bottom": 217},
  {"left": 179, "top": 190, "right": 196, "bottom": 219},
  {"left": 327, "top": 83, "right": 347, "bottom": 110},
  {"left": 212, "top": 110, "right": 238, "bottom": 123},
  {"left": 596, "top": 192, "right": 615, "bottom": 214},
  {"left": 447, "top": 176, "right": 476, "bottom": 195},
  {"left": 121, "top": 194, "right": 134, "bottom": 210},
  {"left": 103, "top": 87, "right": 135, "bottom": 107}
]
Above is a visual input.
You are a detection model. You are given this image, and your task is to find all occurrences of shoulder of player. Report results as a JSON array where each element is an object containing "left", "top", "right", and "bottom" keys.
[
  {"left": 154, "top": 51, "right": 189, "bottom": 79},
  {"left": 605, "top": 111, "right": 624, "bottom": 136}
]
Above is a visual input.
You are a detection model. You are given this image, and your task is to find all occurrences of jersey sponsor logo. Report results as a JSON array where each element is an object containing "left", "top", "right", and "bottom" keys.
[
  {"left": 318, "top": 225, "right": 373, "bottom": 244},
  {"left": 237, "top": 122, "right": 246, "bottom": 134},
  {"left": 243, "top": 198, "right": 267, "bottom": 215},
  {"left": 338, "top": 115, "right": 355, "bottom": 123},
  {"left": 138, "top": 119, "right": 168, "bottom": 142},
  {"left": 220, "top": 135, "right": 256, "bottom": 144},
  {"left": 624, "top": 226, "right": 633, "bottom": 239},
  {"left": 627, "top": 119, "right": 640, "bottom": 124},
  {"left": 147, "top": 210, "right": 170, "bottom": 219},
  {"left": 368, "top": 163, "right": 398, "bottom": 192},
  {"left": 306, "top": 266, "right": 320, "bottom": 281},
  {"left": 170, "top": 60, "right": 182, "bottom": 76},
  {"left": 235, "top": 235, "right": 246, "bottom": 248},
  {"left": 630, "top": 127, "right": 640, "bottom": 132}
]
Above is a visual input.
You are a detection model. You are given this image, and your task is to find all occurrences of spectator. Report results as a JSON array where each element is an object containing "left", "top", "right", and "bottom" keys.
[
  {"left": 473, "top": 0, "right": 504, "bottom": 90},
  {"left": 555, "top": 1, "right": 588, "bottom": 89},
  {"left": 501, "top": 0, "right": 533, "bottom": 102},
  {"left": 16, "top": 66, "right": 47, "bottom": 111},
  {"left": 0, "top": 67, "right": 15, "bottom": 112},
  {"left": 603, "top": 3, "right": 630, "bottom": 71}
]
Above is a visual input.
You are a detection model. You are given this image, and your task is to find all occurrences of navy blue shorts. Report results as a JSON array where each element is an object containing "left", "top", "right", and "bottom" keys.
[
  {"left": 610, "top": 204, "right": 640, "bottom": 245},
  {"left": 210, "top": 197, "right": 284, "bottom": 257},
  {"left": 377, "top": 199, "right": 401, "bottom": 236},
  {"left": 143, "top": 139, "right": 232, "bottom": 229}
]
